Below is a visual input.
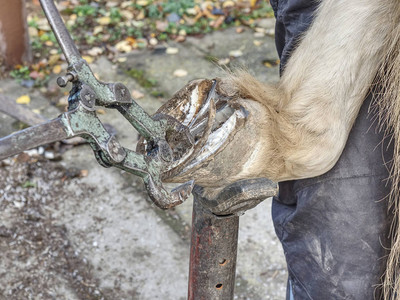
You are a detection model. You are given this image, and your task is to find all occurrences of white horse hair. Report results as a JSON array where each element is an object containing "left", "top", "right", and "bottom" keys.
[{"left": 153, "top": 0, "right": 400, "bottom": 298}]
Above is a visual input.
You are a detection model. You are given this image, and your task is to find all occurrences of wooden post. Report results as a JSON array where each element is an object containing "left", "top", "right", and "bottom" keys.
[{"left": 0, "top": 0, "right": 31, "bottom": 67}]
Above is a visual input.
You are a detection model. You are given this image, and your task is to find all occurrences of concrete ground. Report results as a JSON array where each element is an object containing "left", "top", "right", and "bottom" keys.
[{"left": 0, "top": 22, "right": 287, "bottom": 299}]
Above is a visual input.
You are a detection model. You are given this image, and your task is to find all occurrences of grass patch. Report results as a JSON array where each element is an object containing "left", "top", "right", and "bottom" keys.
[{"left": 124, "top": 68, "right": 157, "bottom": 89}]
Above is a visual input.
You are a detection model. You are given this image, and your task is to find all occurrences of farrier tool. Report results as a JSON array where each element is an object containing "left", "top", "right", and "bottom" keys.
[{"left": 0, "top": 0, "right": 209, "bottom": 209}]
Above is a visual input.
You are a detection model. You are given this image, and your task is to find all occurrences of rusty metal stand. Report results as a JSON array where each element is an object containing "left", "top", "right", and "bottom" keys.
[
  {"left": 187, "top": 179, "right": 277, "bottom": 299},
  {"left": 188, "top": 194, "right": 239, "bottom": 300}
]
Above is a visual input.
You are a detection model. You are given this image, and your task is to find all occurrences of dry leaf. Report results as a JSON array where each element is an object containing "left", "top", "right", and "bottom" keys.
[
  {"left": 149, "top": 38, "right": 158, "bottom": 46},
  {"left": 229, "top": 49, "right": 243, "bottom": 57},
  {"left": 97, "top": 16, "right": 111, "bottom": 25},
  {"left": 173, "top": 69, "right": 188, "bottom": 77},
  {"left": 16, "top": 95, "right": 31, "bottom": 105},
  {"left": 29, "top": 27, "right": 39, "bottom": 37},
  {"left": 156, "top": 20, "right": 168, "bottom": 32},
  {"left": 218, "top": 58, "right": 230, "bottom": 65},
  {"left": 52, "top": 65, "right": 62, "bottom": 74},
  {"left": 131, "top": 90, "right": 144, "bottom": 99},
  {"left": 137, "top": 0, "right": 149, "bottom": 6},
  {"left": 166, "top": 47, "right": 179, "bottom": 54},
  {"left": 82, "top": 55, "right": 94, "bottom": 64},
  {"left": 87, "top": 47, "right": 104, "bottom": 56},
  {"left": 48, "top": 54, "right": 61, "bottom": 65},
  {"left": 263, "top": 61, "right": 272, "bottom": 68},
  {"left": 223, "top": 1, "right": 235, "bottom": 8},
  {"left": 93, "top": 26, "right": 103, "bottom": 35},
  {"left": 136, "top": 10, "right": 145, "bottom": 20},
  {"left": 121, "top": 10, "right": 134, "bottom": 20},
  {"left": 80, "top": 169, "right": 89, "bottom": 177},
  {"left": 186, "top": 8, "right": 197, "bottom": 15},
  {"left": 115, "top": 40, "right": 133, "bottom": 53}
]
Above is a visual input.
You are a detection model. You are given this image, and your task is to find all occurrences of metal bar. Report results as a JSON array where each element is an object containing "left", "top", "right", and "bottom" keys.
[
  {"left": 116, "top": 103, "right": 166, "bottom": 141},
  {"left": 188, "top": 194, "right": 239, "bottom": 300},
  {"left": 39, "top": 0, "right": 81, "bottom": 64},
  {"left": 0, "top": 118, "right": 68, "bottom": 160}
]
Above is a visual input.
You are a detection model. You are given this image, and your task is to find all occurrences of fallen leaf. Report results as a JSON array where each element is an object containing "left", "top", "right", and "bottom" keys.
[
  {"left": 229, "top": 49, "right": 243, "bottom": 57},
  {"left": 186, "top": 8, "right": 197, "bottom": 15},
  {"left": 173, "top": 69, "right": 188, "bottom": 77},
  {"left": 131, "top": 90, "right": 144, "bottom": 99},
  {"left": 175, "top": 35, "right": 186, "bottom": 43},
  {"left": 211, "top": 16, "right": 225, "bottom": 29},
  {"left": 218, "top": 58, "right": 230, "bottom": 65},
  {"left": 137, "top": 0, "right": 149, "bottom": 6},
  {"left": 16, "top": 95, "right": 31, "bottom": 105},
  {"left": 125, "top": 37, "right": 137, "bottom": 45},
  {"left": 97, "top": 16, "right": 111, "bottom": 25},
  {"left": 223, "top": 1, "right": 235, "bottom": 8},
  {"left": 29, "top": 27, "right": 39, "bottom": 37},
  {"left": 253, "top": 40, "right": 262, "bottom": 46},
  {"left": 263, "top": 61, "right": 272, "bottom": 68},
  {"left": 149, "top": 38, "right": 158, "bottom": 46},
  {"left": 136, "top": 10, "right": 145, "bottom": 20},
  {"left": 166, "top": 47, "right": 179, "bottom": 54},
  {"left": 80, "top": 169, "right": 89, "bottom": 177},
  {"left": 117, "top": 57, "right": 127, "bottom": 63},
  {"left": 121, "top": 10, "right": 134, "bottom": 20},
  {"left": 52, "top": 65, "right": 62, "bottom": 74},
  {"left": 115, "top": 40, "right": 133, "bottom": 53},
  {"left": 255, "top": 27, "right": 266, "bottom": 33},
  {"left": 37, "top": 18, "right": 51, "bottom": 31},
  {"left": 48, "top": 54, "right": 61, "bottom": 65},
  {"left": 106, "top": 1, "right": 118, "bottom": 7},
  {"left": 29, "top": 71, "right": 41, "bottom": 79},
  {"left": 93, "top": 26, "right": 103, "bottom": 35},
  {"left": 121, "top": 1, "right": 132, "bottom": 9},
  {"left": 82, "top": 55, "right": 94, "bottom": 64},
  {"left": 156, "top": 20, "right": 168, "bottom": 32},
  {"left": 254, "top": 32, "right": 265, "bottom": 38},
  {"left": 87, "top": 47, "right": 104, "bottom": 56}
]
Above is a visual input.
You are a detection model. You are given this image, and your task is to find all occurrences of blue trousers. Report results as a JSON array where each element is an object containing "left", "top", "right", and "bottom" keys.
[{"left": 269, "top": 0, "right": 393, "bottom": 298}]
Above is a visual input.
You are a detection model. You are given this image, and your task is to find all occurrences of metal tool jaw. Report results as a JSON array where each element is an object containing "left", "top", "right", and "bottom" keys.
[
  {"left": 0, "top": 0, "right": 199, "bottom": 209},
  {"left": 58, "top": 77, "right": 197, "bottom": 209}
]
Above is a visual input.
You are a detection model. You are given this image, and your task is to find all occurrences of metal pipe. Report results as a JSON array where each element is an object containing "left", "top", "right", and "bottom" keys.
[
  {"left": 188, "top": 194, "right": 239, "bottom": 300},
  {"left": 39, "top": 0, "right": 81, "bottom": 64}
]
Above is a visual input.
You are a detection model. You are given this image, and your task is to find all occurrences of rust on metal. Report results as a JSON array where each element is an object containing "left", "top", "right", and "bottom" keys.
[{"left": 188, "top": 196, "right": 239, "bottom": 300}]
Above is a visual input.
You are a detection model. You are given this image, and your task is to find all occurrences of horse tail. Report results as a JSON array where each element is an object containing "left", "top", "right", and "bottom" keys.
[{"left": 375, "top": 6, "right": 400, "bottom": 298}]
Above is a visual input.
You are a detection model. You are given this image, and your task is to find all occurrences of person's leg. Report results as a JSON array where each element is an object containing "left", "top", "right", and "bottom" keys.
[{"left": 270, "top": 0, "right": 393, "bottom": 298}]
